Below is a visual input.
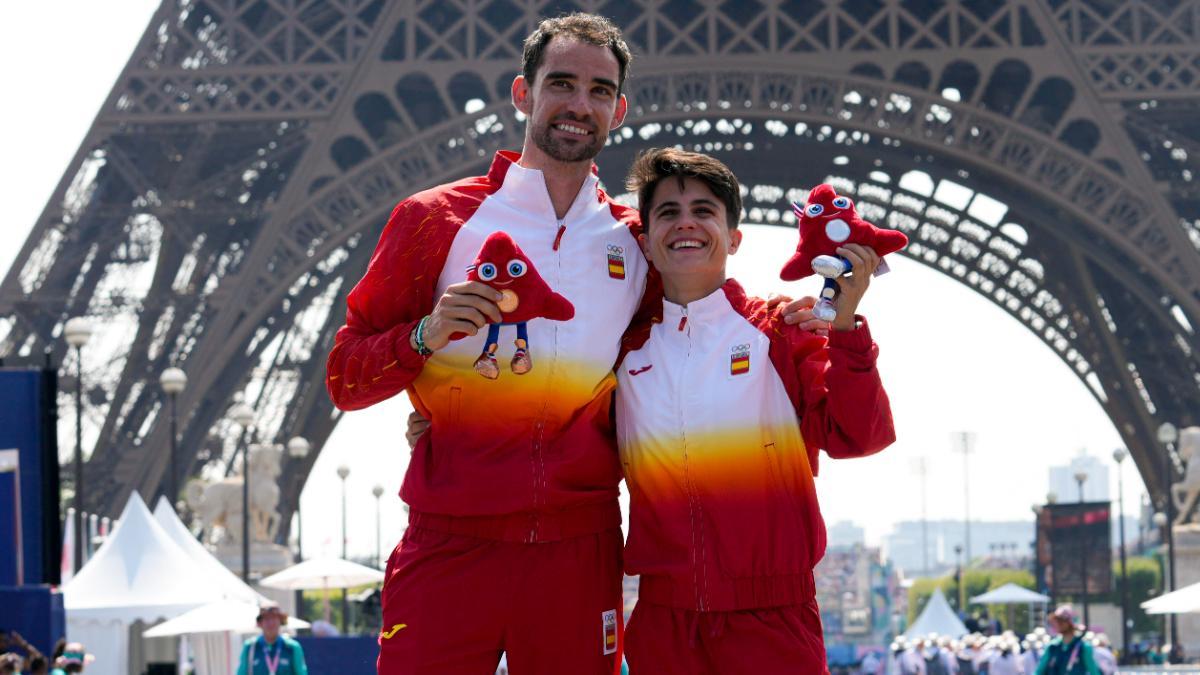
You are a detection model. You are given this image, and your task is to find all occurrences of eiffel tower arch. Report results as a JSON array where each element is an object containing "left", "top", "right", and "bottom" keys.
[{"left": 1, "top": 1, "right": 1198, "bottom": 530}]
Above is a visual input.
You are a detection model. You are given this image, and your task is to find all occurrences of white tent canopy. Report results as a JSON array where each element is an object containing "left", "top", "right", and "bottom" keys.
[
  {"left": 1141, "top": 580, "right": 1200, "bottom": 614},
  {"left": 65, "top": 493, "right": 223, "bottom": 675},
  {"left": 971, "top": 583, "right": 1050, "bottom": 605},
  {"left": 905, "top": 588, "right": 969, "bottom": 639},
  {"left": 65, "top": 493, "right": 276, "bottom": 675}
]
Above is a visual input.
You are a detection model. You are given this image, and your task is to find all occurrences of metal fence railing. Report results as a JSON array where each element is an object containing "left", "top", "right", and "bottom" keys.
[{"left": 1113, "top": 662, "right": 1200, "bottom": 667}]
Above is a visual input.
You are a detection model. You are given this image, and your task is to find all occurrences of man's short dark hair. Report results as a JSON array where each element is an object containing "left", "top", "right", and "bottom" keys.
[
  {"left": 522, "top": 13, "right": 632, "bottom": 94},
  {"left": 626, "top": 147, "right": 743, "bottom": 231}
]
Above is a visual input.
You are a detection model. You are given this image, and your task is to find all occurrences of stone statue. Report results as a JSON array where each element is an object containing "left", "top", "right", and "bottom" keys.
[
  {"left": 186, "top": 443, "right": 292, "bottom": 574},
  {"left": 1172, "top": 426, "right": 1200, "bottom": 528}
]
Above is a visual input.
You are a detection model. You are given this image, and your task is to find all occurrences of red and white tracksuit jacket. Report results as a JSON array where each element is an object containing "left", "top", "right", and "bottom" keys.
[
  {"left": 326, "top": 150, "right": 651, "bottom": 537},
  {"left": 616, "top": 279, "right": 896, "bottom": 611}
]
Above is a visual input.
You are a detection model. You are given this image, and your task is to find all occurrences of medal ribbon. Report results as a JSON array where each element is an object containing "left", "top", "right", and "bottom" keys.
[
  {"left": 260, "top": 638, "right": 282, "bottom": 675},
  {"left": 1066, "top": 638, "right": 1082, "bottom": 671}
]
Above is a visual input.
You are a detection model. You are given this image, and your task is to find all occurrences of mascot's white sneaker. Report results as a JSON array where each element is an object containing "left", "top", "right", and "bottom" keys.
[
  {"left": 813, "top": 299, "right": 838, "bottom": 322},
  {"left": 511, "top": 349, "right": 532, "bottom": 375},
  {"left": 474, "top": 353, "right": 500, "bottom": 380},
  {"left": 812, "top": 255, "right": 849, "bottom": 278}
]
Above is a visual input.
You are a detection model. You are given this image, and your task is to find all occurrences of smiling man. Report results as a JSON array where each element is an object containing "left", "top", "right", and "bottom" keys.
[
  {"left": 327, "top": 13, "right": 645, "bottom": 675},
  {"left": 616, "top": 148, "right": 897, "bottom": 674}
]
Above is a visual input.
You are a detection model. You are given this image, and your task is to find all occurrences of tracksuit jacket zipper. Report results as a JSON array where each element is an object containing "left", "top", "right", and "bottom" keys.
[
  {"left": 528, "top": 217, "right": 567, "bottom": 542},
  {"left": 675, "top": 305, "right": 709, "bottom": 610}
]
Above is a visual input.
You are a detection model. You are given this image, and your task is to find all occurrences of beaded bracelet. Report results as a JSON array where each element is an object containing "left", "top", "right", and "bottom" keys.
[{"left": 412, "top": 315, "right": 433, "bottom": 357}]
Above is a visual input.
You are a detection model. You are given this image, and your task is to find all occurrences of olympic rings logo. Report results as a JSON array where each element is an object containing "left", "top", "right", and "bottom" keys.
[
  {"left": 731, "top": 343, "right": 751, "bottom": 354},
  {"left": 607, "top": 244, "right": 624, "bottom": 255}
]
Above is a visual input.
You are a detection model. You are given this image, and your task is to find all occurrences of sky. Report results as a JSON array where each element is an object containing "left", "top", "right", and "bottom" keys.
[{"left": 0, "top": 4, "right": 1146, "bottom": 565}]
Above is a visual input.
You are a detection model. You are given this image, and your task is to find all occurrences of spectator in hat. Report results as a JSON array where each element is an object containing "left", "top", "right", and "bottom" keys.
[
  {"left": 236, "top": 603, "right": 307, "bottom": 675},
  {"left": 49, "top": 643, "right": 93, "bottom": 674},
  {"left": 1034, "top": 605, "right": 1099, "bottom": 675}
]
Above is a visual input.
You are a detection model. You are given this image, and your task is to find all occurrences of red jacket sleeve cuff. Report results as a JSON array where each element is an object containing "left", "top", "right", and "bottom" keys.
[
  {"left": 391, "top": 318, "right": 429, "bottom": 369},
  {"left": 827, "top": 315, "right": 874, "bottom": 354}
]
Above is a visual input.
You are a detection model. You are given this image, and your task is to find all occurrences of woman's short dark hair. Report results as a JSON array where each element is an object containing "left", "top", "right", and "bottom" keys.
[
  {"left": 625, "top": 148, "right": 743, "bottom": 231},
  {"left": 522, "top": 13, "right": 631, "bottom": 94}
]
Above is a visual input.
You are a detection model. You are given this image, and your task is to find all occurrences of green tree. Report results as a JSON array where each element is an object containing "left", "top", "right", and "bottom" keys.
[
  {"left": 1097, "top": 556, "right": 1161, "bottom": 636},
  {"left": 907, "top": 569, "right": 1037, "bottom": 633}
]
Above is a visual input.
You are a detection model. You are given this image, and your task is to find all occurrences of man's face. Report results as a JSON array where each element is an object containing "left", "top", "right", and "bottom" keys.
[
  {"left": 1050, "top": 615, "right": 1072, "bottom": 634},
  {"left": 513, "top": 37, "right": 627, "bottom": 164},
  {"left": 260, "top": 613, "right": 282, "bottom": 639},
  {"left": 640, "top": 176, "right": 741, "bottom": 286}
]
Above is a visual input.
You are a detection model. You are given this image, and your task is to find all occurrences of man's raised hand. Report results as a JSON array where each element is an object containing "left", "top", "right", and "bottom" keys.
[
  {"left": 419, "top": 281, "right": 504, "bottom": 351},
  {"left": 830, "top": 243, "right": 880, "bottom": 331}
]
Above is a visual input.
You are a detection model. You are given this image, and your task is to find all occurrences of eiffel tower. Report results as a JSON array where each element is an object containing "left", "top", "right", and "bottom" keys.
[{"left": 2, "top": 0, "right": 1197, "bottom": 530}]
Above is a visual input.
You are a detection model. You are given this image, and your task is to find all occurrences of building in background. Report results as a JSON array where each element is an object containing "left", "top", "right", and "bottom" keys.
[
  {"left": 815, "top": 543, "right": 906, "bottom": 652},
  {"left": 883, "top": 515, "right": 1139, "bottom": 580},
  {"left": 883, "top": 520, "right": 1033, "bottom": 577},
  {"left": 1048, "top": 452, "right": 1110, "bottom": 503},
  {"left": 827, "top": 520, "right": 866, "bottom": 549}
]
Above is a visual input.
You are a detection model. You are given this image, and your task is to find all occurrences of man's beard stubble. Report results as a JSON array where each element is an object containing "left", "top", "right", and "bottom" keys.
[{"left": 531, "top": 118, "right": 605, "bottom": 163}]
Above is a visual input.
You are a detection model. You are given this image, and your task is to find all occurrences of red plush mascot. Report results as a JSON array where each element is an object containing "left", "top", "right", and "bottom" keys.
[
  {"left": 780, "top": 184, "right": 908, "bottom": 321},
  {"left": 460, "top": 231, "right": 574, "bottom": 379}
]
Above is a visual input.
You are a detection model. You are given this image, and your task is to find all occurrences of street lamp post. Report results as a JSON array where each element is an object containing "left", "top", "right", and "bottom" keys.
[
  {"left": 1074, "top": 470, "right": 1090, "bottom": 628},
  {"left": 372, "top": 484, "right": 384, "bottom": 570},
  {"left": 1047, "top": 492, "right": 1058, "bottom": 607},
  {"left": 337, "top": 464, "right": 350, "bottom": 633},
  {"left": 1113, "top": 447, "right": 1131, "bottom": 662},
  {"left": 954, "top": 544, "right": 964, "bottom": 613},
  {"left": 64, "top": 317, "right": 93, "bottom": 574},
  {"left": 286, "top": 437, "right": 311, "bottom": 560},
  {"left": 287, "top": 436, "right": 310, "bottom": 620},
  {"left": 1156, "top": 422, "right": 1179, "bottom": 656},
  {"left": 952, "top": 432, "right": 976, "bottom": 563},
  {"left": 911, "top": 456, "right": 930, "bottom": 575},
  {"left": 229, "top": 403, "right": 255, "bottom": 582},
  {"left": 159, "top": 367, "right": 187, "bottom": 505},
  {"left": 1153, "top": 511, "right": 1169, "bottom": 648},
  {"left": 1031, "top": 504, "right": 1043, "bottom": 595}
]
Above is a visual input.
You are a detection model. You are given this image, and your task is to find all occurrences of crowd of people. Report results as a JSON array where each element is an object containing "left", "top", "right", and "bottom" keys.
[
  {"left": 0, "top": 632, "right": 92, "bottom": 675},
  {"left": 881, "top": 630, "right": 1113, "bottom": 674},
  {"left": 855, "top": 605, "right": 1140, "bottom": 674}
]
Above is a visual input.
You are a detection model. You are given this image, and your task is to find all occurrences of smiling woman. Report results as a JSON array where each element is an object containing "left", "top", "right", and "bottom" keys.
[{"left": 625, "top": 148, "right": 744, "bottom": 305}]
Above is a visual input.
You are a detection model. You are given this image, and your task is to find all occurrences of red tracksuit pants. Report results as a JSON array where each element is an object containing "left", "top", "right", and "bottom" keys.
[
  {"left": 624, "top": 600, "right": 829, "bottom": 675},
  {"left": 377, "top": 515, "right": 624, "bottom": 675}
]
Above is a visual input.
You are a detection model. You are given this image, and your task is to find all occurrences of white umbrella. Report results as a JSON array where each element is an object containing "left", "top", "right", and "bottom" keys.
[
  {"left": 142, "top": 600, "right": 311, "bottom": 637},
  {"left": 1141, "top": 580, "right": 1200, "bottom": 614},
  {"left": 970, "top": 583, "right": 1050, "bottom": 604},
  {"left": 259, "top": 557, "right": 384, "bottom": 623},
  {"left": 259, "top": 557, "right": 384, "bottom": 590},
  {"left": 970, "top": 582, "right": 1050, "bottom": 634}
]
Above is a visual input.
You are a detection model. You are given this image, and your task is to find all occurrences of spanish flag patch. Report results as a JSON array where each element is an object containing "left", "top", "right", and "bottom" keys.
[
  {"left": 607, "top": 244, "right": 626, "bottom": 280},
  {"left": 730, "top": 343, "right": 751, "bottom": 376},
  {"left": 602, "top": 609, "right": 618, "bottom": 655}
]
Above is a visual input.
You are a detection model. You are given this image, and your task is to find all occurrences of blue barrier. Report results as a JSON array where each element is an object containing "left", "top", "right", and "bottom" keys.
[
  {"left": 0, "top": 586, "right": 65, "bottom": 657},
  {"left": 295, "top": 636, "right": 378, "bottom": 674},
  {"left": 0, "top": 368, "right": 59, "bottom": 587}
]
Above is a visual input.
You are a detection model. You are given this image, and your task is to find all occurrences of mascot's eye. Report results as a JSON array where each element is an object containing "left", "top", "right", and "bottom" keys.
[
  {"left": 507, "top": 259, "right": 528, "bottom": 277},
  {"left": 806, "top": 203, "right": 824, "bottom": 217},
  {"left": 832, "top": 197, "right": 850, "bottom": 209},
  {"left": 478, "top": 262, "right": 498, "bottom": 281}
]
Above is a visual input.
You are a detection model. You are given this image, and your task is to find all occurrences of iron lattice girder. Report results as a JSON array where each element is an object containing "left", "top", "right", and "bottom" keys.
[
  {"left": 1, "top": 0, "right": 1198, "bottom": 522},
  {"left": 285, "top": 68, "right": 1200, "bottom": 325}
]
